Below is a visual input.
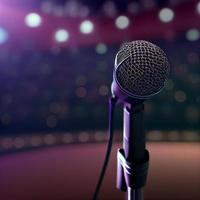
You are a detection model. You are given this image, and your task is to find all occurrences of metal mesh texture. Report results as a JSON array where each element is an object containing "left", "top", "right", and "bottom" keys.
[{"left": 115, "top": 40, "right": 170, "bottom": 97}]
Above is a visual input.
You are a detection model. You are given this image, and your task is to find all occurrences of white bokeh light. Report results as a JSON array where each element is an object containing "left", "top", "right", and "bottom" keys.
[
  {"left": 197, "top": 1, "right": 200, "bottom": 15},
  {"left": 0, "top": 27, "right": 8, "bottom": 44},
  {"left": 25, "top": 13, "right": 42, "bottom": 28},
  {"left": 54, "top": 29, "right": 69, "bottom": 42},
  {"left": 186, "top": 29, "right": 200, "bottom": 41},
  {"left": 80, "top": 20, "right": 94, "bottom": 34},
  {"left": 96, "top": 43, "right": 107, "bottom": 54},
  {"left": 115, "top": 15, "right": 130, "bottom": 29},
  {"left": 158, "top": 8, "right": 174, "bottom": 23}
]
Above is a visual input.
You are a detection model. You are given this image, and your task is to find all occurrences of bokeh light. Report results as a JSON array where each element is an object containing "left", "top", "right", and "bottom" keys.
[
  {"left": 30, "top": 136, "right": 42, "bottom": 147},
  {"left": 103, "top": 1, "right": 117, "bottom": 17},
  {"left": 182, "top": 131, "right": 199, "bottom": 141},
  {"left": 127, "top": 2, "right": 140, "bottom": 15},
  {"left": 168, "top": 131, "right": 180, "bottom": 141},
  {"left": 54, "top": 29, "right": 69, "bottom": 42},
  {"left": 96, "top": 43, "right": 107, "bottom": 54},
  {"left": 146, "top": 131, "right": 163, "bottom": 141},
  {"left": 62, "top": 133, "right": 73, "bottom": 144},
  {"left": 78, "top": 132, "right": 90, "bottom": 142},
  {"left": 174, "top": 90, "right": 187, "bottom": 102},
  {"left": 196, "top": 1, "right": 200, "bottom": 15},
  {"left": 185, "top": 106, "right": 199, "bottom": 123},
  {"left": 80, "top": 20, "right": 94, "bottom": 34},
  {"left": 1, "top": 138, "right": 13, "bottom": 149},
  {"left": 0, "top": 27, "right": 8, "bottom": 44},
  {"left": 158, "top": 8, "right": 174, "bottom": 23},
  {"left": 44, "top": 134, "right": 56, "bottom": 145},
  {"left": 115, "top": 15, "right": 130, "bottom": 29},
  {"left": 94, "top": 131, "right": 105, "bottom": 141},
  {"left": 76, "top": 87, "right": 87, "bottom": 98},
  {"left": 40, "top": 1, "right": 53, "bottom": 14},
  {"left": 186, "top": 29, "right": 200, "bottom": 41},
  {"left": 75, "top": 75, "right": 87, "bottom": 86},
  {"left": 24, "top": 13, "right": 42, "bottom": 28},
  {"left": 99, "top": 85, "right": 109, "bottom": 96},
  {"left": 13, "top": 137, "right": 25, "bottom": 149}
]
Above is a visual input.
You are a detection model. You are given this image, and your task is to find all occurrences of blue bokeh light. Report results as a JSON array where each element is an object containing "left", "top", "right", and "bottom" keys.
[{"left": 0, "top": 27, "right": 8, "bottom": 44}]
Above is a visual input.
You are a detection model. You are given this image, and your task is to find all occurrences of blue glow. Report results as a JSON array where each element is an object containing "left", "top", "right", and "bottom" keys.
[{"left": 0, "top": 27, "right": 8, "bottom": 44}]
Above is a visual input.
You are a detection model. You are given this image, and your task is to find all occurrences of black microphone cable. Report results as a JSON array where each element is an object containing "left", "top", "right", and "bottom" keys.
[{"left": 92, "top": 96, "right": 117, "bottom": 200}]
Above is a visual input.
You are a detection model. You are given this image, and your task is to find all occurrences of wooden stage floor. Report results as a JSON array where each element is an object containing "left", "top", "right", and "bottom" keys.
[{"left": 0, "top": 142, "right": 199, "bottom": 200}]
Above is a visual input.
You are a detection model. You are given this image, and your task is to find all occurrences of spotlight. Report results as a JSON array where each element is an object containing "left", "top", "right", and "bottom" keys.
[
  {"left": 0, "top": 27, "right": 8, "bottom": 44},
  {"left": 186, "top": 29, "right": 200, "bottom": 41},
  {"left": 158, "top": 8, "right": 174, "bottom": 23},
  {"left": 80, "top": 20, "right": 94, "bottom": 34},
  {"left": 54, "top": 29, "right": 69, "bottom": 42},
  {"left": 115, "top": 15, "right": 130, "bottom": 29},
  {"left": 25, "top": 13, "right": 42, "bottom": 28}
]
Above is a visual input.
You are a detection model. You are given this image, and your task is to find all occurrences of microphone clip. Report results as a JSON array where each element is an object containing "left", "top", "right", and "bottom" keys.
[{"left": 116, "top": 148, "right": 149, "bottom": 191}]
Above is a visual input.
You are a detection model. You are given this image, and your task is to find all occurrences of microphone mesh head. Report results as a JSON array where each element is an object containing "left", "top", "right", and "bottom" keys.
[{"left": 115, "top": 40, "right": 170, "bottom": 98}]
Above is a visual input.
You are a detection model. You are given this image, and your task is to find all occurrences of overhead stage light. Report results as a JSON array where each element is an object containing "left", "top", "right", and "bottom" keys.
[
  {"left": 158, "top": 8, "right": 174, "bottom": 23},
  {"left": 25, "top": 13, "right": 42, "bottom": 28},
  {"left": 80, "top": 20, "right": 94, "bottom": 34},
  {"left": 54, "top": 29, "right": 69, "bottom": 42},
  {"left": 115, "top": 15, "right": 130, "bottom": 29}
]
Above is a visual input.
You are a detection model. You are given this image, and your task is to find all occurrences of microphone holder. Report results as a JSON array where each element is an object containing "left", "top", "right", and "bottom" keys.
[{"left": 116, "top": 102, "right": 149, "bottom": 200}]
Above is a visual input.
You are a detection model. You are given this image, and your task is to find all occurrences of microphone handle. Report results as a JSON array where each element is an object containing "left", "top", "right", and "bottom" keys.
[
  {"left": 123, "top": 102, "right": 146, "bottom": 200},
  {"left": 123, "top": 102, "right": 145, "bottom": 163}
]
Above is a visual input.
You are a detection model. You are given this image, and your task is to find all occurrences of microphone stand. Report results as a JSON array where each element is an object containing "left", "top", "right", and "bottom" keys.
[{"left": 117, "top": 101, "right": 149, "bottom": 200}]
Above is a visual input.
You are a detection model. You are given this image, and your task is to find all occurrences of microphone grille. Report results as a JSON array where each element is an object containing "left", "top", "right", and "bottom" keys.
[{"left": 115, "top": 40, "right": 170, "bottom": 98}]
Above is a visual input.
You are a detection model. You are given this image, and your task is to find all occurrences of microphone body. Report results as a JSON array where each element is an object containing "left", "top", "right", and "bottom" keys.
[{"left": 113, "top": 40, "right": 170, "bottom": 200}]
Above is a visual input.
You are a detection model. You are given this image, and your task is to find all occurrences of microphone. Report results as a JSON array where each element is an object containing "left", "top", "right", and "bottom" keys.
[
  {"left": 111, "top": 40, "right": 170, "bottom": 102},
  {"left": 112, "top": 40, "right": 170, "bottom": 200}
]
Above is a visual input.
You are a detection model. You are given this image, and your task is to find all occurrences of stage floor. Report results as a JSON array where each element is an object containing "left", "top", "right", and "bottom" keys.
[{"left": 0, "top": 142, "right": 199, "bottom": 200}]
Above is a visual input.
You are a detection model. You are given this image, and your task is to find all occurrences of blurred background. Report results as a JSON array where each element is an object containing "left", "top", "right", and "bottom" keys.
[{"left": 0, "top": 0, "right": 199, "bottom": 199}]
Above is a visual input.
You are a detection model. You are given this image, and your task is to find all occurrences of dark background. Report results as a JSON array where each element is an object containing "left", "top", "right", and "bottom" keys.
[{"left": 0, "top": 0, "right": 199, "bottom": 135}]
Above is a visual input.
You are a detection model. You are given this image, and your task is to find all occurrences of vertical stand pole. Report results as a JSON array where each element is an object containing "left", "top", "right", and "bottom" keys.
[{"left": 127, "top": 188, "right": 143, "bottom": 200}]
